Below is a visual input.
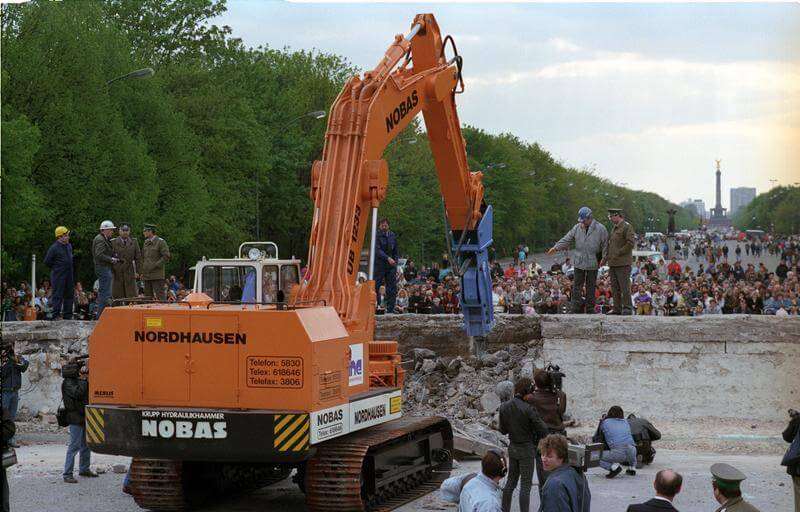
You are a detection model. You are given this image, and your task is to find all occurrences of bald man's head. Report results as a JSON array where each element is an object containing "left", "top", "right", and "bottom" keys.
[{"left": 654, "top": 469, "right": 683, "bottom": 499}]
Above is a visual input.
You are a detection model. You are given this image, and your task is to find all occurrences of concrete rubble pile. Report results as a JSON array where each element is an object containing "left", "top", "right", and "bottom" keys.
[
  {"left": 1, "top": 321, "right": 93, "bottom": 421},
  {"left": 402, "top": 342, "right": 550, "bottom": 451}
]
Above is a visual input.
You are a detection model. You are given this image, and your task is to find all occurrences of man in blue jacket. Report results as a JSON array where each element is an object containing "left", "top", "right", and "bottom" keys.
[
  {"left": 44, "top": 226, "right": 74, "bottom": 320},
  {"left": 374, "top": 218, "right": 398, "bottom": 313}
]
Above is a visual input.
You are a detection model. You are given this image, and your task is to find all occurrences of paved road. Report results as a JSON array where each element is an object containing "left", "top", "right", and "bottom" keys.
[{"left": 9, "top": 441, "right": 792, "bottom": 511}]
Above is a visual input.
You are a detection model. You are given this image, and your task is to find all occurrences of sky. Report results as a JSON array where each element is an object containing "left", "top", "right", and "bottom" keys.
[{"left": 216, "top": 1, "right": 800, "bottom": 209}]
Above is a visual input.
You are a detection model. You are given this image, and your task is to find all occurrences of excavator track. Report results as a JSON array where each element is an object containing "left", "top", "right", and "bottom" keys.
[
  {"left": 305, "top": 416, "right": 453, "bottom": 512},
  {"left": 128, "top": 458, "right": 291, "bottom": 511}
]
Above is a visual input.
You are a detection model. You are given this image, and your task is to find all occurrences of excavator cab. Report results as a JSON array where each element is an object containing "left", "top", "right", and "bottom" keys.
[{"left": 192, "top": 241, "right": 301, "bottom": 303}]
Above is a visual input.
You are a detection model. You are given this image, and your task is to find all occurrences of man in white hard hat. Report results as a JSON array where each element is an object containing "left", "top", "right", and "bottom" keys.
[{"left": 92, "top": 220, "right": 120, "bottom": 319}]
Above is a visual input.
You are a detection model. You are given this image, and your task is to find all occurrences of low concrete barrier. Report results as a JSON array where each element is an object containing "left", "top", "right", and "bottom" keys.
[{"left": 3, "top": 315, "right": 798, "bottom": 423}]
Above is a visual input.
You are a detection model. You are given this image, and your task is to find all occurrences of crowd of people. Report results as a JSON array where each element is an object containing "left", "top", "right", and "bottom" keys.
[
  {"left": 2, "top": 221, "right": 183, "bottom": 322},
  {"left": 437, "top": 370, "right": 799, "bottom": 512}
]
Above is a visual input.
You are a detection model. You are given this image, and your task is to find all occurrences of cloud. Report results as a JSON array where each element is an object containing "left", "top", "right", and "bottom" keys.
[{"left": 545, "top": 37, "right": 583, "bottom": 53}]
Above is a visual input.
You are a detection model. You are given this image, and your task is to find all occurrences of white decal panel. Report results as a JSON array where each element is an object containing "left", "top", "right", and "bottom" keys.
[
  {"left": 349, "top": 389, "right": 402, "bottom": 433},
  {"left": 310, "top": 403, "right": 349, "bottom": 444},
  {"left": 309, "top": 390, "right": 402, "bottom": 444}
]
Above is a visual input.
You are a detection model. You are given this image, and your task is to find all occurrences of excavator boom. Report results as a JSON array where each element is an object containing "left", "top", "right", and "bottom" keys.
[{"left": 300, "top": 13, "right": 494, "bottom": 337}]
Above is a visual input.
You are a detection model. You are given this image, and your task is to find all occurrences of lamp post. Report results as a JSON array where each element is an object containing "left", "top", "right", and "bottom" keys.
[
  {"left": 255, "top": 110, "right": 327, "bottom": 239},
  {"left": 485, "top": 162, "right": 506, "bottom": 171},
  {"left": 106, "top": 67, "right": 155, "bottom": 86}
]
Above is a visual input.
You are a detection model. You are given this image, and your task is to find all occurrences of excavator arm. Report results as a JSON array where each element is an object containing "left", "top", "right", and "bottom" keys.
[{"left": 299, "top": 13, "right": 494, "bottom": 337}]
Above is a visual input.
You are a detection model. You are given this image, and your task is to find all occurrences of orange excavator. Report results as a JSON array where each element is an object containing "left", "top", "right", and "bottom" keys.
[{"left": 86, "top": 13, "right": 494, "bottom": 511}]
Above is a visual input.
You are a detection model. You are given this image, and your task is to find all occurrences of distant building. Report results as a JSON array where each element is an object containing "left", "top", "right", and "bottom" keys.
[
  {"left": 681, "top": 198, "right": 707, "bottom": 219},
  {"left": 730, "top": 187, "right": 756, "bottom": 216},
  {"left": 709, "top": 160, "right": 732, "bottom": 230}
]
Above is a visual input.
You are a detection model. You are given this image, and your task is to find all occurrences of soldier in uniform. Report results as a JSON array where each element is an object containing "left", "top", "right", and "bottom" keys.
[
  {"left": 710, "top": 463, "right": 761, "bottom": 512},
  {"left": 141, "top": 224, "right": 170, "bottom": 301},
  {"left": 111, "top": 223, "right": 142, "bottom": 300},
  {"left": 605, "top": 208, "right": 635, "bottom": 315}
]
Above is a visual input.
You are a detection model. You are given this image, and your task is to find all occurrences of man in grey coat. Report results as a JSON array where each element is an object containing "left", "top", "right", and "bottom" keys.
[{"left": 547, "top": 207, "right": 608, "bottom": 313}]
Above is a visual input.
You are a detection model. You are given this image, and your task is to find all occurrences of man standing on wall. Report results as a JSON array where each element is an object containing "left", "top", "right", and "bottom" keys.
[
  {"left": 44, "top": 226, "right": 74, "bottom": 320},
  {"left": 142, "top": 224, "right": 171, "bottom": 301},
  {"left": 111, "top": 223, "right": 142, "bottom": 301},
  {"left": 547, "top": 207, "right": 608, "bottom": 313},
  {"left": 606, "top": 208, "right": 635, "bottom": 315},
  {"left": 92, "top": 220, "right": 120, "bottom": 319},
  {"left": 374, "top": 218, "right": 398, "bottom": 314}
]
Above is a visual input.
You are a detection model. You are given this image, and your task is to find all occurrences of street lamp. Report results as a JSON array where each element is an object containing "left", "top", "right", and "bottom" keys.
[
  {"left": 255, "top": 110, "right": 327, "bottom": 239},
  {"left": 106, "top": 67, "right": 155, "bottom": 85},
  {"left": 287, "top": 110, "right": 327, "bottom": 125},
  {"left": 485, "top": 162, "right": 506, "bottom": 171},
  {"left": 388, "top": 137, "right": 417, "bottom": 146}
]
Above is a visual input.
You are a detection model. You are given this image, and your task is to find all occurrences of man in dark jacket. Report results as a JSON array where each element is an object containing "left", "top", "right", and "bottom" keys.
[
  {"left": 628, "top": 414, "right": 662, "bottom": 466},
  {"left": 526, "top": 369, "right": 567, "bottom": 496},
  {"left": 499, "top": 377, "right": 549, "bottom": 512},
  {"left": 44, "top": 226, "right": 74, "bottom": 320},
  {"left": 374, "top": 218, "right": 398, "bottom": 313},
  {"left": 111, "top": 223, "right": 142, "bottom": 300},
  {"left": 1, "top": 343, "right": 28, "bottom": 447},
  {"left": 783, "top": 410, "right": 800, "bottom": 512},
  {"left": 538, "top": 434, "right": 591, "bottom": 512},
  {"left": 61, "top": 361, "right": 97, "bottom": 483},
  {"left": 93, "top": 220, "right": 120, "bottom": 319},
  {"left": 626, "top": 469, "right": 682, "bottom": 511},
  {"left": 2, "top": 407, "right": 16, "bottom": 512}
]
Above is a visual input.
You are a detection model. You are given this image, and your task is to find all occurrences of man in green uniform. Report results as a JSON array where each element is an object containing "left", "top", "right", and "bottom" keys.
[
  {"left": 111, "top": 223, "right": 142, "bottom": 300},
  {"left": 605, "top": 208, "right": 635, "bottom": 315},
  {"left": 711, "top": 463, "right": 761, "bottom": 512},
  {"left": 141, "top": 224, "right": 170, "bottom": 301}
]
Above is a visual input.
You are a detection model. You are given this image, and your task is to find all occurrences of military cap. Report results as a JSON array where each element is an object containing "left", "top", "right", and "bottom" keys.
[
  {"left": 607, "top": 208, "right": 623, "bottom": 215},
  {"left": 118, "top": 222, "right": 131, "bottom": 230},
  {"left": 143, "top": 223, "right": 158, "bottom": 231},
  {"left": 710, "top": 463, "right": 746, "bottom": 489}
]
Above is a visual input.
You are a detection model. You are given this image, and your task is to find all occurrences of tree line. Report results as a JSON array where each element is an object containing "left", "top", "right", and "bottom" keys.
[
  {"left": 733, "top": 185, "right": 800, "bottom": 235},
  {"left": 1, "top": 0, "right": 696, "bottom": 285}
]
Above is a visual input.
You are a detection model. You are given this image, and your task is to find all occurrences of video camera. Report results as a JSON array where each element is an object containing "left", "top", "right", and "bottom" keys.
[
  {"left": 567, "top": 442, "right": 603, "bottom": 472},
  {"left": 545, "top": 363, "right": 565, "bottom": 390}
]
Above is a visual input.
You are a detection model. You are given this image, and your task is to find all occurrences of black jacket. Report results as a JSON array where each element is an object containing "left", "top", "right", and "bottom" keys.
[
  {"left": 62, "top": 376, "right": 88, "bottom": 425},
  {"left": 1, "top": 356, "right": 29, "bottom": 391},
  {"left": 783, "top": 415, "right": 800, "bottom": 476},
  {"left": 627, "top": 498, "right": 679, "bottom": 512},
  {"left": 628, "top": 416, "right": 661, "bottom": 442},
  {"left": 499, "top": 396, "right": 548, "bottom": 458}
]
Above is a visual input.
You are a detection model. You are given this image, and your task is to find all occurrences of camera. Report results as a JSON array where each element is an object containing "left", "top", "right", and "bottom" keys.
[
  {"left": 545, "top": 363, "right": 565, "bottom": 390},
  {"left": 568, "top": 443, "right": 603, "bottom": 472}
]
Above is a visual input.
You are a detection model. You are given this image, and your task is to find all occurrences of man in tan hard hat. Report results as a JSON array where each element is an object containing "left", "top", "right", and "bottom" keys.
[{"left": 92, "top": 220, "right": 120, "bottom": 319}]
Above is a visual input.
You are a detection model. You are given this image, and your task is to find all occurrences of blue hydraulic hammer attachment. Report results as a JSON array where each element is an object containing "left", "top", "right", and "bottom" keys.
[{"left": 457, "top": 205, "right": 495, "bottom": 337}]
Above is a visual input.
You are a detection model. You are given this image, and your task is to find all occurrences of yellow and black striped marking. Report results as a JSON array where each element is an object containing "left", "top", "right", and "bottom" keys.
[
  {"left": 273, "top": 414, "right": 309, "bottom": 452},
  {"left": 85, "top": 408, "right": 105, "bottom": 444}
]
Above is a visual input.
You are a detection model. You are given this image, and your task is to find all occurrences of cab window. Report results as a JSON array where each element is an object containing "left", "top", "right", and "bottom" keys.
[
  {"left": 200, "top": 265, "right": 256, "bottom": 302},
  {"left": 262, "top": 265, "right": 278, "bottom": 303},
  {"left": 280, "top": 265, "right": 299, "bottom": 292}
]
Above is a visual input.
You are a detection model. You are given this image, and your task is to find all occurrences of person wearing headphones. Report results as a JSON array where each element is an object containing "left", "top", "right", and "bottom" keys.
[
  {"left": 458, "top": 449, "right": 506, "bottom": 512},
  {"left": 499, "top": 377, "right": 549, "bottom": 512}
]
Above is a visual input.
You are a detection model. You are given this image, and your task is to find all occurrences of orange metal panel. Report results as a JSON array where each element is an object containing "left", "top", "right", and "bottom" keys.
[
  {"left": 189, "top": 313, "right": 239, "bottom": 407},
  {"left": 141, "top": 312, "right": 190, "bottom": 404}
]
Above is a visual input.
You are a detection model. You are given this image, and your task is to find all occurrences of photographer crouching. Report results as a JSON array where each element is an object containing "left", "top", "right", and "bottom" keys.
[
  {"left": 498, "top": 377, "right": 549, "bottom": 512},
  {"left": 526, "top": 367, "right": 567, "bottom": 496}
]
